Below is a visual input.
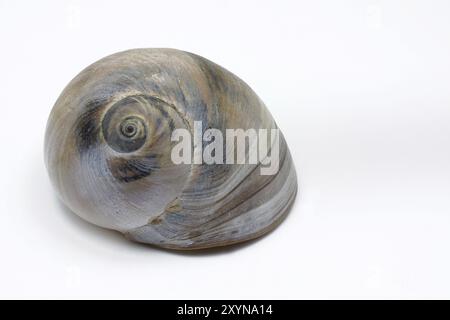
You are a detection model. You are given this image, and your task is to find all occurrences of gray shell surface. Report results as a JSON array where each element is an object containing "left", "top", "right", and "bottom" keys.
[{"left": 45, "top": 48, "right": 297, "bottom": 250}]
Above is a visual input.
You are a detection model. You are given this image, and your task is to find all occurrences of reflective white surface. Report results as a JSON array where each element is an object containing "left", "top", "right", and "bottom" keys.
[{"left": 1, "top": 0, "right": 450, "bottom": 299}]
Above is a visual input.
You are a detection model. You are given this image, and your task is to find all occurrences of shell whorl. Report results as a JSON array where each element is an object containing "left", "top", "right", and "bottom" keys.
[
  {"left": 45, "top": 48, "right": 297, "bottom": 250},
  {"left": 102, "top": 97, "right": 149, "bottom": 154}
]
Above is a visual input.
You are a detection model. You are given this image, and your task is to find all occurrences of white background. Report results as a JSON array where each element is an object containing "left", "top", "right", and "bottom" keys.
[{"left": 1, "top": 0, "right": 450, "bottom": 299}]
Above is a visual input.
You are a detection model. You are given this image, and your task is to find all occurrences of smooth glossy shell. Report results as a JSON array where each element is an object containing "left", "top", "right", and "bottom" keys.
[{"left": 45, "top": 48, "right": 297, "bottom": 250}]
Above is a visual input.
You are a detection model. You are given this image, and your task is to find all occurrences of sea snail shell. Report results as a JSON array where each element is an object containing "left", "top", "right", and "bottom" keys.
[{"left": 44, "top": 48, "right": 297, "bottom": 250}]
